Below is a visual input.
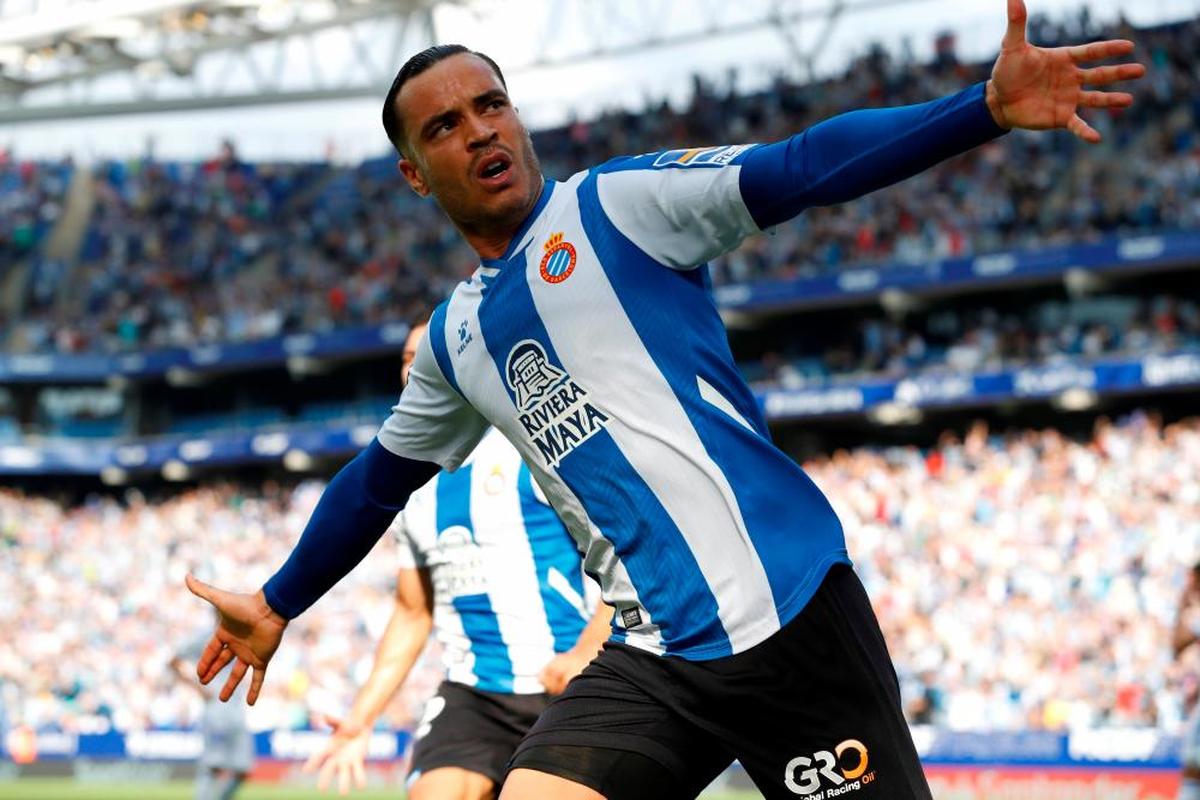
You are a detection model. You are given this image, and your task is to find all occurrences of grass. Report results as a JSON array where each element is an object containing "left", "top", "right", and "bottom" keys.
[{"left": 0, "top": 778, "right": 762, "bottom": 799}]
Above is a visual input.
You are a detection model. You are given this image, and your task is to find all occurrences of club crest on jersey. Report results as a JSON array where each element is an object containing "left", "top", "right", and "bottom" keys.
[
  {"left": 505, "top": 339, "right": 610, "bottom": 468},
  {"left": 539, "top": 232, "right": 577, "bottom": 284}
]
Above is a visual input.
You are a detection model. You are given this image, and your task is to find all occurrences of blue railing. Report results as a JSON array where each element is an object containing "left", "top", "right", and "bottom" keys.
[
  {"left": 0, "top": 323, "right": 412, "bottom": 384},
  {"left": 758, "top": 349, "right": 1200, "bottom": 420},
  {"left": 7, "top": 726, "right": 1183, "bottom": 769},
  {"left": 3, "top": 349, "right": 1198, "bottom": 475},
  {"left": 714, "top": 231, "right": 1200, "bottom": 312},
  {"left": 2, "top": 233, "right": 1196, "bottom": 384}
]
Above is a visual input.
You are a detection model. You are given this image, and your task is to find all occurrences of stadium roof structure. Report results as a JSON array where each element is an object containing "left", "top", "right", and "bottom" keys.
[
  {"left": 0, "top": 0, "right": 931, "bottom": 125},
  {"left": 0, "top": 0, "right": 447, "bottom": 122}
]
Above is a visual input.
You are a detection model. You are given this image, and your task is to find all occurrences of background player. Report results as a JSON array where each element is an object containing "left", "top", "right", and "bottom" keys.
[
  {"left": 170, "top": 623, "right": 254, "bottom": 800},
  {"left": 185, "top": 2, "right": 1145, "bottom": 797},
  {"left": 302, "top": 320, "right": 609, "bottom": 799},
  {"left": 1173, "top": 563, "right": 1200, "bottom": 800}
]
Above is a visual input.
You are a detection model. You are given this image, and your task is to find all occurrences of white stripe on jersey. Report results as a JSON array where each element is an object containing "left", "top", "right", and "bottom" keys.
[
  {"left": 524, "top": 182, "right": 780, "bottom": 652},
  {"left": 697, "top": 375, "right": 755, "bottom": 432},
  {"left": 466, "top": 437, "right": 557, "bottom": 694}
]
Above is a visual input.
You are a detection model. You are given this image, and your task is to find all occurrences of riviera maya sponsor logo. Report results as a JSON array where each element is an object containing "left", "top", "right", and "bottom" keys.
[
  {"left": 505, "top": 339, "right": 609, "bottom": 467},
  {"left": 785, "top": 739, "right": 874, "bottom": 797}
]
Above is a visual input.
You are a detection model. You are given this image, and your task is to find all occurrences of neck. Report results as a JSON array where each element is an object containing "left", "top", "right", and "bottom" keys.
[{"left": 460, "top": 174, "right": 545, "bottom": 261}]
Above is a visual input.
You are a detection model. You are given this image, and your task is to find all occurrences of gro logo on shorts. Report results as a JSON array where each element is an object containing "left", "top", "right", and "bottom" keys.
[{"left": 784, "top": 739, "right": 874, "bottom": 797}]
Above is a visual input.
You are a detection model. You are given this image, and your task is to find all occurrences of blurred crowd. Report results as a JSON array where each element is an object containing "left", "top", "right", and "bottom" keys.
[
  {"left": 748, "top": 291, "right": 1200, "bottom": 387},
  {"left": 0, "top": 481, "right": 440, "bottom": 736},
  {"left": 0, "top": 155, "right": 70, "bottom": 268},
  {"left": 2, "top": 413, "right": 1199, "bottom": 734},
  {"left": 3, "top": 12, "right": 1199, "bottom": 355},
  {"left": 808, "top": 412, "right": 1200, "bottom": 730}
]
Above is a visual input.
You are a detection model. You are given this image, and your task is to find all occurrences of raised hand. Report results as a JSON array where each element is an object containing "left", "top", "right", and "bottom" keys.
[
  {"left": 302, "top": 714, "right": 370, "bottom": 796},
  {"left": 986, "top": 0, "right": 1146, "bottom": 143},
  {"left": 185, "top": 574, "right": 288, "bottom": 705}
]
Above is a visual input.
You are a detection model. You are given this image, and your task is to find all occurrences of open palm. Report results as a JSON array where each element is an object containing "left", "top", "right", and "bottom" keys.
[
  {"left": 302, "top": 715, "right": 370, "bottom": 795},
  {"left": 186, "top": 574, "right": 288, "bottom": 705},
  {"left": 988, "top": 0, "right": 1145, "bottom": 143}
]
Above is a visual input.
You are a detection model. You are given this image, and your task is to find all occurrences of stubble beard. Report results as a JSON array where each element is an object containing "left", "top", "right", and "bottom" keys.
[{"left": 448, "top": 134, "right": 544, "bottom": 243}]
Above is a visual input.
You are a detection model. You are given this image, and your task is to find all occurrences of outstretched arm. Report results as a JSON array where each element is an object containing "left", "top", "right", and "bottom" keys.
[
  {"left": 261, "top": 442, "right": 438, "bottom": 619},
  {"left": 185, "top": 315, "right": 486, "bottom": 707},
  {"left": 186, "top": 440, "right": 439, "bottom": 705},
  {"left": 302, "top": 567, "right": 435, "bottom": 794},
  {"left": 739, "top": 84, "right": 1004, "bottom": 229},
  {"left": 598, "top": 1, "right": 1144, "bottom": 268},
  {"left": 739, "top": 0, "right": 1144, "bottom": 229}
]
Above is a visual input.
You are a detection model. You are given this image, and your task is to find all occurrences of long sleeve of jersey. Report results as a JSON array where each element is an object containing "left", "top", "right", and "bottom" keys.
[
  {"left": 593, "top": 81, "right": 1006, "bottom": 269},
  {"left": 738, "top": 81, "right": 1007, "bottom": 229},
  {"left": 261, "top": 440, "right": 439, "bottom": 619}
]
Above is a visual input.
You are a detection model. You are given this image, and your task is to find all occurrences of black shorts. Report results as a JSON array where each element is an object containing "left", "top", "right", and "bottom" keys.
[
  {"left": 409, "top": 681, "right": 549, "bottom": 787},
  {"left": 508, "top": 565, "right": 931, "bottom": 800}
]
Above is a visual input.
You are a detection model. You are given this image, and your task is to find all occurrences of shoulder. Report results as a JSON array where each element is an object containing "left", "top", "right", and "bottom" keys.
[{"left": 590, "top": 144, "right": 761, "bottom": 176}]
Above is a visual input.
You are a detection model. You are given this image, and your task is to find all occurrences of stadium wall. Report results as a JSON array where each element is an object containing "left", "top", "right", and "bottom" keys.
[{"left": 0, "top": 727, "right": 1187, "bottom": 798}]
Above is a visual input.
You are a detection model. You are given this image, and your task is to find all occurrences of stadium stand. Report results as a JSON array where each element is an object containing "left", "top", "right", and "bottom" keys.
[
  {"left": 2, "top": 413, "right": 1197, "bottom": 735},
  {"left": 0, "top": 14, "right": 1196, "bottom": 356},
  {"left": 0, "top": 482, "right": 440, "bottom": 735}
]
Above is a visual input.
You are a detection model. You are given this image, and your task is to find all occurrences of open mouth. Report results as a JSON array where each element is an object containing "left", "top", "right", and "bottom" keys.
[{"left": 476, "top": 152, "right": 513, "bottom": 184}]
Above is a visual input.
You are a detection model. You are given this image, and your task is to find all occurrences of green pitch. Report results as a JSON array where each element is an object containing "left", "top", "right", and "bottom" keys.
[{"left": 0, "top": 779, "right": 762, "bottom": 799}]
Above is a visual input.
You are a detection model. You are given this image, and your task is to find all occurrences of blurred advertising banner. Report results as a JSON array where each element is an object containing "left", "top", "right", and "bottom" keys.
[{"left": 926, "top": 766, "right": 1178, "bottom": 800}]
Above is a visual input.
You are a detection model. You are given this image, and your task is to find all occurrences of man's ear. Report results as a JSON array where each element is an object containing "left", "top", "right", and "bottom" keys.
[{"left": 398, "top": 157, "right": 430, "bottom": 197}]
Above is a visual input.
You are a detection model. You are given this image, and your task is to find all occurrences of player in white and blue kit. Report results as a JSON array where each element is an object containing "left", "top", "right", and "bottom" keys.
[
  {"left": 171, "top": 626, "right": 254, "bottom": 800},
  {"left": 302, "top": 322, "right": 608, "bottom": 800},
  {"left": 186, "top": 3, "right": 1144, "bottom": 797}
]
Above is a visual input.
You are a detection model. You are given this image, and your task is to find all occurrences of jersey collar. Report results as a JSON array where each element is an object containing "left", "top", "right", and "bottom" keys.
[{"left": 480, "top": 177, "right": 555, "bottom": 269}]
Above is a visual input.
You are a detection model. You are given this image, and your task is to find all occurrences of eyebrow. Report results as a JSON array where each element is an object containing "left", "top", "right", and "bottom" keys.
[
  {"left": 474, "top": 88, "right": 508, "bottom": 107},
  {"left": 418, "top": 89, "right": 510, "bottom": 140}
]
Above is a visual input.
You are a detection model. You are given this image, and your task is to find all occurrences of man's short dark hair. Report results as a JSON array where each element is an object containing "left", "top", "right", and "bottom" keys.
[
  {"left": 382, "top": 44, "right": 507, "bottom": 157},
  {"left": 406, "top": 305, "right": 434, "bottom": 329}
]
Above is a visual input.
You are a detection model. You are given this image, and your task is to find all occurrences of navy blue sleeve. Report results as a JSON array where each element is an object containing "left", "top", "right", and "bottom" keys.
[
  {"left": 739, "top": 82, "right": 1007, "bottom": 229},
  {"left": 261, "top": 439, "right": 440, "bottom": 619}
]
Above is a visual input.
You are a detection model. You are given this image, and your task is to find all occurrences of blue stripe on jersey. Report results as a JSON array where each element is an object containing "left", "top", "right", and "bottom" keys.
[
  {"left": 577, "top": 174, "right": 850, "bottom": 620},
  {"left": 435, "top": 464, "right": 476, "bottom": 540},
  {"left": 428, "top": 301, "right": 463, "bottom": 397},
  {"left": 475, "top": 248, "right": 731, "bottom": 656},
  {"left": 435, "top": 465, "right": 515, "bottom": 691},
  {"left": 450, "top": 594, "right": 514, "bottom": 693},
  {"left": 517, "top": 466, "right": 588, "bottom": 653}
]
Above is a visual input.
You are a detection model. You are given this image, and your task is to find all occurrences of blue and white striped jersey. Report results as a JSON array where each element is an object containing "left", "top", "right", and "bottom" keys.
[
  {"left": 379, "top": 147, "right": 851, "bottom": 660},
  {"left": 393, "top": 428, "right": 593, "bottom": 694}
]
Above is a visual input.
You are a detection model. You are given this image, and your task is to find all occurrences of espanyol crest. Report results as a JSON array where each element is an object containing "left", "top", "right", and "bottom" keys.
[{"left": 539, "top": 232, "right": 577, "bottom": 284}]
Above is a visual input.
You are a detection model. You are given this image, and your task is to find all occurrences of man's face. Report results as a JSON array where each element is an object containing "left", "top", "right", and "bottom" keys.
[
  {"left": 401, "top": 322, "right": 427, "bottom": 389},
  {"left": 395, "top": 53, "right": 541, "bottom": 236}
]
